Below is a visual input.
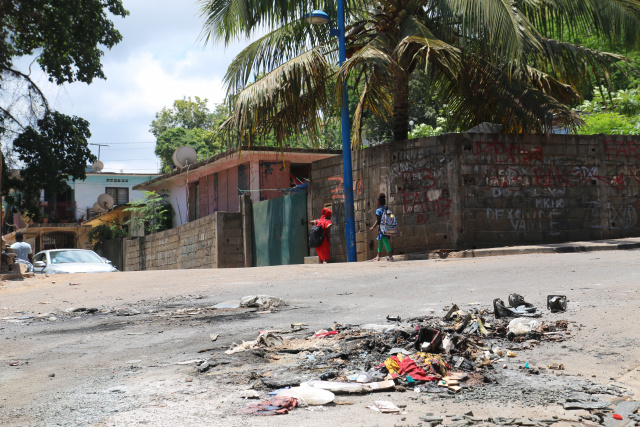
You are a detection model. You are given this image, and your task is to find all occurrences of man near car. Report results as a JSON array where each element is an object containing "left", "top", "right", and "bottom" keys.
[{"left": 11, "top": 232, "right": 33, "bottom": 264}]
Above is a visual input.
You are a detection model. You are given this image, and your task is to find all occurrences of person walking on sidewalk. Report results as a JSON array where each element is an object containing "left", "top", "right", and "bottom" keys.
[
  {"left": 310, "top": 207, "right": 332, "bottom": 264},
  {"left": 370, "top": 193, "right": 393, "bottom": 261}
]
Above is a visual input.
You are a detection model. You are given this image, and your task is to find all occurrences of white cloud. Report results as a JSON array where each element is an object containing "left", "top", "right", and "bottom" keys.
[
  {"left": 26, "top": 0, "right": 244, "bottom": 174},
  {"left": 4, "top": 0, "right": 258, "bottom": 173}
]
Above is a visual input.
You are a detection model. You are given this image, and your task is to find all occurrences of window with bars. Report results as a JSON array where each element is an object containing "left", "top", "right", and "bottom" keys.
[{"left": 105, "top": 187, "right": 129, "bottom": 205}]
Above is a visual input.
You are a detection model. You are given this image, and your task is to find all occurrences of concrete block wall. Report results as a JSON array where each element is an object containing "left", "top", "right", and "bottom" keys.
[
  {"left": 310, "top": 134, "right": 640, "bottom": 262},
  {"left": 123, "top": 211, "right": 244, "bottom": 271}
]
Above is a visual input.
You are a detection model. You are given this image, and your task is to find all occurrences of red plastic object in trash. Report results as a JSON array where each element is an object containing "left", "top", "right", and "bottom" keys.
[
  {"left": 315, "top": 330, "right": 339, "bottom": 338},
  {"left": 613, "top": 414, "right": 623, "bottom": 420}
]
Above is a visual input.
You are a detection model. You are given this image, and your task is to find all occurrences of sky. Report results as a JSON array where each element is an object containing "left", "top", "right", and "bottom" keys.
[{"left": 31, "top": 0, "right": 244, "bottom": 174}]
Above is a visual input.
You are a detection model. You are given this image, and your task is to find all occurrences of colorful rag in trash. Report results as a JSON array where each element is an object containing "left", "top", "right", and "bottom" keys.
[
  {"left": 383, "top": 352, "right": 449, "bottom": 381},
  {"left": 241, "top": 396, "right": 298, "bottom": 415}
]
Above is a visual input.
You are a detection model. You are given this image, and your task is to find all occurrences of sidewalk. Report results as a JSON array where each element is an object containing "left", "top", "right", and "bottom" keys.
[
  {"left": 305, "top": 236, "right": 640, "bottom": 263},
  {"left": 401, "top": 236, "right": 640, "bottom": 260}
]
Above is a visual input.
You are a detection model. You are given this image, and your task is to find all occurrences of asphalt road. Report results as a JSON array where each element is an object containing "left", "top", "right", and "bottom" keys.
[{"left": 2, "top": 249, "right": 640, "bottom": 426}]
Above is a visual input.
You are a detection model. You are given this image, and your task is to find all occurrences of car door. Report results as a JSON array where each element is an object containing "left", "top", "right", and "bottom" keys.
[{"left": 33, "top": 252, "right": 47, "bottom": 273}]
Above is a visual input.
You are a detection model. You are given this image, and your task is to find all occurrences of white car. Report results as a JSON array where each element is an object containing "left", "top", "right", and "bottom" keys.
[{"left": 33, "top": 249, "right": 118, "bottom": 274}]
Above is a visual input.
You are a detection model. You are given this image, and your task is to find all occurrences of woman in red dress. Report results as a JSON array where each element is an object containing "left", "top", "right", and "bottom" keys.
[{"left": 311, "top": 207, "right": 332, "bottom": 264}]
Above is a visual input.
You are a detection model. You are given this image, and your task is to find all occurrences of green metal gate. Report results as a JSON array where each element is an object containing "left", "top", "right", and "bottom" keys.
[{"left": 252, "top": 191, "right": 308, "bottom": 266}]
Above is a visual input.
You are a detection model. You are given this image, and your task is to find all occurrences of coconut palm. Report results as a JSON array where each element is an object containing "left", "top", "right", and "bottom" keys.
[{"left": 200, "top": 0, "right": 640, "bottom": 148}]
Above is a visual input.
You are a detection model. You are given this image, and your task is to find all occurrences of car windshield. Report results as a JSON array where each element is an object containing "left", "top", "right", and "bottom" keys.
[{"left": 49, "top": 250, "right": 103, "bottom": 264}]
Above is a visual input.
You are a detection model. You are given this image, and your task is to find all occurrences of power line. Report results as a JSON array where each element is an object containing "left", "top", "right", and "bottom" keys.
[
  {"left": 99, "top": 169, "right": 160, "bottom": 172},
  {"left": 99, "top": 147, "right": 155, "bottom": 150},
  {"left": 92, "top": 141, "right": 156, "bottom": 145}
]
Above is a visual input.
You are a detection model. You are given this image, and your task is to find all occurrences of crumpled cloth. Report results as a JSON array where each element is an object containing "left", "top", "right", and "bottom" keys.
[
  {"left": 383, "top": 352, "right": 449, "bottom": 381},
  {"left": 241, "top": 396, "right": 298, "bottom": 415}
]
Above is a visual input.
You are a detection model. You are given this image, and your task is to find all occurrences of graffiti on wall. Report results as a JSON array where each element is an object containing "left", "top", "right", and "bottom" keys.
[
  {"left": 328, "top": 175, "right": 364, "bottom": 200},
  {"left": 402, "top": 187, "right": 452, "bottom": 224},
  {"left": 473, "top": 139, "right": 640, "bottom": 235},
  {"left": 485, "top": 208, "right": 561, "bottom": 233},
  {"left": 588, "top": 200, "right": 639, "bottom": 230},
  {"left": 482, "top": 165, "right": 600, "bottom": 194},
  {"left": 377, "top": 150, "right": 454, "bottom": 225},
  {"left": 399, "top": 162, "right": 452, "bottom": 224},
  {"left": 605, "top": 140, "right": 640, "bottom": 161},
  {"left": 473, "top": 141, "right": 543, "bottom": 164}
]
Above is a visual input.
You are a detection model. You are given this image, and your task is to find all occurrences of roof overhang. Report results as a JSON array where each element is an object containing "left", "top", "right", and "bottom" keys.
[
  {"left": 133, "top": 146, "right": 340, "bottom": 191},
  {"left": 83, "top": 205, "right": 130, "bottom": 227}
]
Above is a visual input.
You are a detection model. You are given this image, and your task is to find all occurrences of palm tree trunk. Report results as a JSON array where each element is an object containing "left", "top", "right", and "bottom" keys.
[{"left": 392, "top": 71, "right": 410, "bottom": 141}]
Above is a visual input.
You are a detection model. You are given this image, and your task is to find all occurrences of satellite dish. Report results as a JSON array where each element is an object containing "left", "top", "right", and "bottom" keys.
[
  {"left": 92, "top": 160, "right": 104, "bottom": 172},
  {"left": 97, "top": 193, "right": 115, "bottom": 210},
  {"left": 93, "top": 202, "right": 106, "bottom": 213},
  {"left": 173, "top": 146, "right": 197, "bottom": 168}
]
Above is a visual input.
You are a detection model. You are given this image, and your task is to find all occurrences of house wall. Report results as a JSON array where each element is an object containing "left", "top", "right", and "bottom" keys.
[
  {"left": 71, "top": 173, "right": 159, "bottom": 217},
  {"left": 259, "top": 161, "right": 290, "bottom": 201},
  {"left": 310, "top": 134, "right": 640, "bottom": 261},
  {"left": 169, "top": 183, "right": 188, "bottom": 226},
  {"left": 123, "top": 211, "right": 244, "bottom": 271},
  {"left": 137, "top": 151, "right": 340, "bottom": 227}
]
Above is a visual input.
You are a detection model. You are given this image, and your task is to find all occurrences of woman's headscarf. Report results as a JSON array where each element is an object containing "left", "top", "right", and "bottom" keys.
[
  {"left": 319, "top": 207, "right": 332, "bottom": 229},
  {"left": 321, "top": 207, "right": 332, "bottom": 220}
]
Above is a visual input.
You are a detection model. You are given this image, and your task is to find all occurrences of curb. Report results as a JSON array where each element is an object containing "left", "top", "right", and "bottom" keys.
[
  {"left": 400, "top": 238, "right": 640, "bottom": 261},
  {"left": 305, "top": 238, "right": 640, "bottom": 263}
]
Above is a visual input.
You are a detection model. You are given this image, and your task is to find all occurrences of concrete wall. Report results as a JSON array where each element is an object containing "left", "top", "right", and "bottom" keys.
[
  {"left": 310, "top": 134, "right": 640, "bottom": 261},
  {"left": 123, "top": 211, "right": 244, "bottom": 271}
]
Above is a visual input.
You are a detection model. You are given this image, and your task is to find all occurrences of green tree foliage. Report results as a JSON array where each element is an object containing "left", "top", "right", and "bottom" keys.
[
  {"left": 409, "top": 117, "right": 448, "bottom": 139},
  {"left": 124, "top": 191, "right": 174, "bottom": 235},
  {"left": 150, "top": 97, "right": 217, "bottom": 136},
  {"left": 1, "top": 0, "right": 128, "bottom": 216},
  {"left": 7, "top": 112, "right": 96, "bottom": 218},
  {"left": 557, "top": 30, "right": 640, "bottom": 96},
  {"left": 151, "top": 97, "right": 229, "bottom": 171},
  {"left": 87, "top": 223, "right": 128, "bottom": 251},
  {"left": 580, "top": 90, "right": 640, "bottom": 117},
  {"left": 576, "top": 89, "right": 640, "bottom": 135},
  {"left": 576, "top": 113, "right": 640, "bottom": 135},
  {"left": 201, "top": 0, "right": 640, "bottom": 147}
]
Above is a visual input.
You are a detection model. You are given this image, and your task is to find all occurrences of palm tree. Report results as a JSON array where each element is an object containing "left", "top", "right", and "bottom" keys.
[{"left": 200, "top": 0, "right": 640, "bottom": 148}]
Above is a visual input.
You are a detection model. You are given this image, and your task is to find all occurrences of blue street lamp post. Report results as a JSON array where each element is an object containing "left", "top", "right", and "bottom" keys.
[{"left": 306, "top": 8, "right": 358, "bottom": 262}]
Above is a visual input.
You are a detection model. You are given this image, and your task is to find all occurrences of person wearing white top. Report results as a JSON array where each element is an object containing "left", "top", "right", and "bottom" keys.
[{"left": 10, "top": 232, "right": 33, "bottom": 264}]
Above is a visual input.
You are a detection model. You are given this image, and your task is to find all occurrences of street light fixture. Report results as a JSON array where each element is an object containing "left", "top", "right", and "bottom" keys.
[{"left": 305, "top": 6, "right": 357, "bottom": 262}]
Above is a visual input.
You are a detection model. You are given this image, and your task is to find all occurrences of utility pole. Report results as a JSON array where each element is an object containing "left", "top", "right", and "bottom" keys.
[{"left": 90, "top": 143, "right": 109, "bottom": 160}]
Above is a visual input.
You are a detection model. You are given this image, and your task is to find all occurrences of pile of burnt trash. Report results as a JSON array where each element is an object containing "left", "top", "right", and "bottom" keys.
[{"left": 226, "top": 294, "right": 573, "bottom": 415}]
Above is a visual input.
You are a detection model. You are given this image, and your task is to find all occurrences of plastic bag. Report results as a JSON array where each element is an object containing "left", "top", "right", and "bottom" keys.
[
  {"left": 302, "top": 380, "right": 364, "bottom": 393},
  {"left": 507, "top": 318, "right": 542, "bottom": 334},
  {"left": 276, "top": 386, "right": 334, "bottom": 405}
]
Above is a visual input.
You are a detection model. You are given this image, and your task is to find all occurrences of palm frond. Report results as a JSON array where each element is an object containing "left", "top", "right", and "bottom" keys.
[
  {"left": 519, "top": 0, "right": 640, "bottom": 48},
  {"left": 198, "top": 0, "right": 353, "bottom": 45},
  {"left": 395, "top": 15, "right": 461, "bottom": 74},
  {"left": 438, "top": 54, "right": 583, "bottom": 133},
  {"left": 520, "top": 65, "right": 580, "bottom": 104},
  {"left": 219, "top": 47, "right": 333, "bottom": 148},
  {"left": 223, "top": 19, "right": 336, "bottom": 95},
  {"left": 532, "top": 37, "right": 627, "bottom": 95},
  {"left": 335, "top": 36, "right": 398, "bottom": 144},
  {"left": 351, "top": 72, "right": 394, "bottom": 148},
  {"left": 433, "top": 0, "right": 542, "bottom": 63}
]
